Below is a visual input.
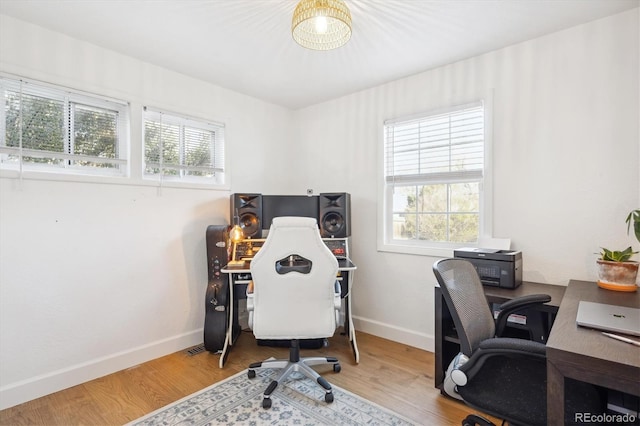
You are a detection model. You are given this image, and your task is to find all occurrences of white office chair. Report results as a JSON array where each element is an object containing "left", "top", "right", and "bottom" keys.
[{"left": 246, "top": 216, "right": 342, "bottom": 409}]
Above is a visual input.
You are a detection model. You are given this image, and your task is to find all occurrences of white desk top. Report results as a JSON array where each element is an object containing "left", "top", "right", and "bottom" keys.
[{"left": 222, "top": 258, "right": 356, "bottom": 273}]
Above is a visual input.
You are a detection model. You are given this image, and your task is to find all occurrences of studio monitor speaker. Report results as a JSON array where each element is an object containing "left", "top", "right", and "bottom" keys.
[
  {"left": 230, "top": 193, "right": 262, "bottom": 238},
  {"left": 319, "top": 192, "right": 351, "bottom": 238}
]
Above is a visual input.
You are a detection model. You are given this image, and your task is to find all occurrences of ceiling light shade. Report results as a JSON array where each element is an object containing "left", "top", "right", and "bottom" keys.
[{"left": 292, "top": 0, "right": 352, "bottom": 51}]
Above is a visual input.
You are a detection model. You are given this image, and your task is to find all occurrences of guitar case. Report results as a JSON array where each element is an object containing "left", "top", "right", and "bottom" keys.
[{"left": 204, "top": 225, "right": 230, "bottom": 352}]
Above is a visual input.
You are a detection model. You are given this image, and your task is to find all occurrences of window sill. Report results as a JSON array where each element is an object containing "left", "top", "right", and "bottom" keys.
[
  {"left": 377, "top": 241, "right": 478, "bottom": 258},
  {"left": 0, "top": 169, "right": 230, "bottom": 191}
]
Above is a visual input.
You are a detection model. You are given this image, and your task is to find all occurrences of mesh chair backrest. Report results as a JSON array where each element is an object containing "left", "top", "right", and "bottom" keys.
[
  {"left": 433, "top": 258, "right": 495, "bottom": 356},
  {"left": 250, "top": 216, "right": 339, "bottom": 340}
]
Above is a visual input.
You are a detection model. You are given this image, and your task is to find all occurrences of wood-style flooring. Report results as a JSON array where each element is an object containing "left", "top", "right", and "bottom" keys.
[{"left": 0, "top": 331, "right": 498, "bottom": 425}]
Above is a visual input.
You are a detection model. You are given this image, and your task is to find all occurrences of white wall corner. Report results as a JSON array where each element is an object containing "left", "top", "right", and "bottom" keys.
[{"left": 352, "top": 315, "right": 434, "bottom": 353}]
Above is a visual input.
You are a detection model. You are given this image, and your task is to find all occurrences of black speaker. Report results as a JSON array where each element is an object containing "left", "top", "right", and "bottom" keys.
[
  {"left": 204, "top": 225, "right": 230, "bottom": 352},
  {"left": 230, "top": 193, "right": 262, "bottom": 238},
  {"left": 318, "top": 192, "right": 351, "bottom": 238}
]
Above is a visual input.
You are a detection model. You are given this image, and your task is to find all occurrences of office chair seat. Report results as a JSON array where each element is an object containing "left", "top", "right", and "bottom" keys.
[{"left": 459, "top": 354, "right": 603, "bottom": 426}]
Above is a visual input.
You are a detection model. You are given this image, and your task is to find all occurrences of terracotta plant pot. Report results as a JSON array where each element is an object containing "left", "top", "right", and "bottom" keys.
[{"left": 596, "top": 259, "right": 639, "bottom": 292}]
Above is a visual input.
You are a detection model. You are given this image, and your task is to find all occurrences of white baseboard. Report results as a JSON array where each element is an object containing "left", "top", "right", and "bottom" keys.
[
  {"left": 0, "top": 329, "right": 202, "bottom": 410},
  {"left": 352, "top": 315, "right": 435, "bottom": 352},
  {"left": 1, "top": 321, "right": 433, "bottom": 410}
]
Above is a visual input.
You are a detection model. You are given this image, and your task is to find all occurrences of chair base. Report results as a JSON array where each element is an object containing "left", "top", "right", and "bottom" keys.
[{"left": 248, "top": 339, "right": 341, "bottom": 409}]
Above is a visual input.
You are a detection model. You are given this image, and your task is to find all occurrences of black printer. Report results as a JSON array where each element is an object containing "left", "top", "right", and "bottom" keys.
[{"left": 454, "top": 248, "right": 523, "bottom": 289}]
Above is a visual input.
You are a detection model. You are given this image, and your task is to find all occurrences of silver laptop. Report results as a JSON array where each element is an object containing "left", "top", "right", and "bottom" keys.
[{"left": 576, "top": 301, "right": 640, "bottom": 337}]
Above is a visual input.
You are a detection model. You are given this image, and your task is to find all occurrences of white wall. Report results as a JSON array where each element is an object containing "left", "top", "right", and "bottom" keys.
[
  {"left": 293, "top": 9, "right": 639, "bottom": 348},
  {"left": 0, "top": 15, "right": 293, "bottom": 409},
  {"left": 1, "top": 8, "right": 638, "bottom": 410}
]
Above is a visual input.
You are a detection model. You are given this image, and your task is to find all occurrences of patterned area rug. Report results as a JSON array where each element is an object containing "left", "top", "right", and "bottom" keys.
[{"left": 127, "top": 367, "right": 419, "bottom": 425}]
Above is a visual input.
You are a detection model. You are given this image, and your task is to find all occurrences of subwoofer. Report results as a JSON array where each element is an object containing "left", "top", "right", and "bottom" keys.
[
  {"left": 231, "top": 193, "right": 262, "bottom": 238},
  {"left": 318, "top": 192, "right": 351, "bottom": 238}
]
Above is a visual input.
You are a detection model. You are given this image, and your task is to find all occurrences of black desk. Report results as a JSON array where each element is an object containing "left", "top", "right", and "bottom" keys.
[
  {"left": 546, "top": 280, "right": 640, "bottom": 424},
  {"left": 218, "top": 259, "right": 358, "bottom": 368},
  {"left": 434, "top": 281, "right": 565, "bottom": 390}
]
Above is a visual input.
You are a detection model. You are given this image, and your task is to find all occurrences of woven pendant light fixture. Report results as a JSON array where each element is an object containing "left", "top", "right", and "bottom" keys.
[{"left": 291, "top": 0, "right": 352, "bottom": 51}]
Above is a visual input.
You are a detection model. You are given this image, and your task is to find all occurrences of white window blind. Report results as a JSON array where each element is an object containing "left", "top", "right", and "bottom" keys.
[
  {"left": 143, "top": 108, "right": 225, "bottom": 185},
  {"left": 385, "top": 102, "right": 484, "bottom": 184},
  {"left": 0, "top": 76, "right": 129, "bottom": 175},
  {"left": 383, "top": 102, "right": 485, "bottom": 246}
]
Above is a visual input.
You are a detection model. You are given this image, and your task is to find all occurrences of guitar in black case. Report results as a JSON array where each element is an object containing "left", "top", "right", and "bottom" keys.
[{"left": 204, "top": 225, "right": 230, "bottom": 352}]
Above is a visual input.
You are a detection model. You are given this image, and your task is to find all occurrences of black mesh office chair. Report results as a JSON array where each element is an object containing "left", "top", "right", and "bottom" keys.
[{"left": 433, "top": 258, "right": 604, "bottom": 426}]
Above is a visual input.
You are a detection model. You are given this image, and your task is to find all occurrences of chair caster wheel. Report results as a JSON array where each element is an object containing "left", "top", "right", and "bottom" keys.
[
  {"left": 462, "top": 414, "right": 495, "bottom": 426},
  {"left": 248, "top": 370, "right": 256, "bottom": 379},
  {"left": 325, "top": 392, "right": 334, "bottom": 403},
  {"left": 333, "top": 363, "right": 341, "bottom": 373},
  {"left": 262, "top": 398, "right": 272, "bottom": 409}
]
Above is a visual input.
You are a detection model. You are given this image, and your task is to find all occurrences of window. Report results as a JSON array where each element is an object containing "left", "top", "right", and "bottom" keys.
[
  {"left": 382, "top": 101, "right": 489, "bottom": 253},
  {"left": 0, "top": 76, "right": 129, "bottom": 175},
  {"left": 143, "top": 108, "right": 225, "bottom": 185}
]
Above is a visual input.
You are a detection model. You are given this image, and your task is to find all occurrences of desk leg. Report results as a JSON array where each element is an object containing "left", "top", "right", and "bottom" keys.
[
  {"left": 547, "top": 359, "right": 564, "bottom": 424},
  {"left": 219, "top": 274, "right": 235, "bottom": 368},
  {"left": 346, "top": 294, "right": 360, "bottom": 363},
  {"left": 434, "top": 287, "right": 444, "bottom": 389},
  {"left": 344, "top": 273, "right": 359, "bottom": 364},
  {"left": 219, "top": 333, "right": 230, "bottom": 368}
]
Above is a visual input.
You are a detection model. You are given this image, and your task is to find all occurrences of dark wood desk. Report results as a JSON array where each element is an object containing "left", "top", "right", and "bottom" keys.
[
  {"left": 434, "top": 281, "right": 566, "bottom": 390},
  {"left": 546, "top": 280, "right": 640, "bottom": 424}
]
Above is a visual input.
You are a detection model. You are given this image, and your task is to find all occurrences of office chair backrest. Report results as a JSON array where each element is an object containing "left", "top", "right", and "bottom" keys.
[
  {"left": 433, "top": 258, "right": 495, "bottom": 356},
  {"left": 250, "top": 216, "right": 339, "bottom": 340}
]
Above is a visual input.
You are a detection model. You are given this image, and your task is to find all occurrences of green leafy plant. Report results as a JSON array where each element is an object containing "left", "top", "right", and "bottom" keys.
[
  {"left": 600, "top": 247, "right": 638, "bottom": 262},
  {"left": 626, "top": 209, "right": 640, "bottom": 244},
  {"left": 599, "top": 209, "right": 640, "bottom": 262}
]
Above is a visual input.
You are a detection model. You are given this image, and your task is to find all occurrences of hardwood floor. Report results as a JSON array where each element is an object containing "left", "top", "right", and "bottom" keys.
[{"left": 0, "top": 331, "right": 495, "bottom": 425}]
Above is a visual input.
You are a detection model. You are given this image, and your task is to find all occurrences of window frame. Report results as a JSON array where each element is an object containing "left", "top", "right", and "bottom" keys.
[
  {"left": 142, "top": 107, "right": 225, "bottom": 186},
  {"left": 378, "top": 97, "right": 493, "bottom": 258},
  {"left": 0, "top": 76, "right": 130, "bottom": 178}
]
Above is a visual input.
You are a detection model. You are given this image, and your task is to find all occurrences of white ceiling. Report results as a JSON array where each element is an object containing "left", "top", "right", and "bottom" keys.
[{"left": 1, "top": 0, "right": 638, "bottom": 109}]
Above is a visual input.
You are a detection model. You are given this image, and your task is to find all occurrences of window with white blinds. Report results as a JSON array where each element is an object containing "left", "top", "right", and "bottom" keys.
[
  {"left": 383, "top": 101, "right": 486, "bottom": 249},
  {"left": 0, "top": 76, "right": 129, "bottom": 175},
  {"left": 143, "top": 108, "right": 225, "bottom": 185}
]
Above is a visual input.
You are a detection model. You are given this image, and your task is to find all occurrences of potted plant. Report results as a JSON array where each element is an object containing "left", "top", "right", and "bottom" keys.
[{"left": 596, "top": 209, "right": 640, "bottom": 292}]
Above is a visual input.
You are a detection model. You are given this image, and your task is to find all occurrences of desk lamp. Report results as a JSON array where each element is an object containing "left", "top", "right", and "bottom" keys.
[{"left": 228, "top": 210, "right": 245, "bottom": 266}]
